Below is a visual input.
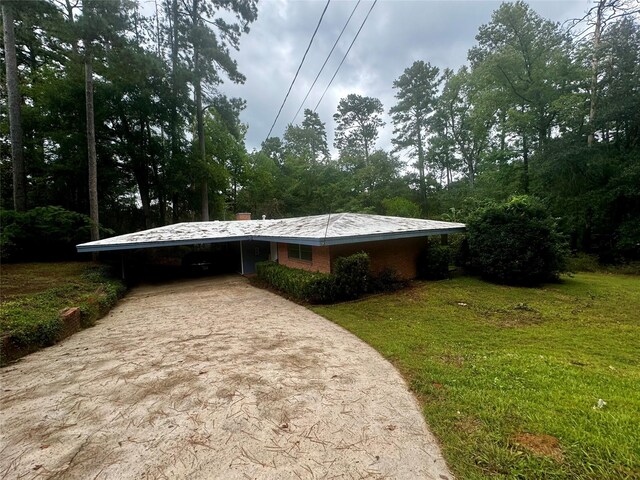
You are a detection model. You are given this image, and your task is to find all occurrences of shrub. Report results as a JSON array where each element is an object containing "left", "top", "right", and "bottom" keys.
[
  {"left": 0, "top": 206, "right": 113, "bottom": 262},
  {"left": 256, "top": 252, "right": 372, "bottom": 303},
  {"left": 256, "top": 261, "right": 337, "bottom": 303},
  {"left": 417, "top": 238, "right": 451, "bottom": 280},
  {"left": 466, "top": 196, "right": 568, "bottom": 285},
  {"left": 370, "top": 267, "right": 407, "bottom": 292},
  {"left": 333, "top": 252, "right": 370, "bottom": 300}
]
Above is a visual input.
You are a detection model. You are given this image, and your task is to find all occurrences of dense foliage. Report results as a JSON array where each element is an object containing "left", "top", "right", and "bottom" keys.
[
  {"left": 0, "top": 206, "right": 110, "bottom": 262},
  {"left": 466, "top": 196, "right": 568, "bottom": 285},
  {"left": 1, "top": 1, "right": 638, "bottom": 264},
  {"left": 256, "top": 261, "right": 337, "bottom": 304},
  {"left": 332, "top": 252, "right": 370, "bottom": 300},
  {"left": 417, "top": 238, "right": 451, "bottom": 280},
  {"left": 256, "top": 252, "right": 372, "bottom": 304}
]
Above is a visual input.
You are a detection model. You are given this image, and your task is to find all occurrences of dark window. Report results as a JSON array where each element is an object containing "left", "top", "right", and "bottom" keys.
[
  {"left": 300, "top": 245, "right": 312, "bottom": 261},
  {"left": 287, "top": 243, "right": 312, "bottom": 262}
]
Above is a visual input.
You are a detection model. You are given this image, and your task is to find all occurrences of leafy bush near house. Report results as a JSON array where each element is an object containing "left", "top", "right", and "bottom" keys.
[
  {"left": 257, "top": 252, "right": 372, "bottom": 304},
  {"left": 466, "top": 196, "right": 568, "bottom": 285},
  {"left": 0, "top": 206, "right": 113, "bottom": 262},
  {"left": 333, "top": 252, "right": 370, "bottom": 300},
  {"left": 256, "top": 261, "right": 337, "bottom": 303},
  {"left": 370, "top": 267, "right": 407, "bottom": 292},
  {"left": 417, "top": 238, "right": 451, "bottom": 280}
]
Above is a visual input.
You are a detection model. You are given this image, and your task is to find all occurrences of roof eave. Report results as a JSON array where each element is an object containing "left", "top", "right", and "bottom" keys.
[
  {"left": 76, "top": 235, "right": 253, "bottom": 253},
  {"left": 319, "top": 226, "right": 467, "bottom": 246}
]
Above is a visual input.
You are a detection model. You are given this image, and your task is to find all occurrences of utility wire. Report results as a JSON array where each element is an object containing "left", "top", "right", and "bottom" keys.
[
  {"left": 290, "top": 0, "right": 361, "bottom": 125},
  {"left": 264, "top": 0, "right": 331, "bottom": 142},
  {"left": 314, "top": 0, "right": 377, "bottom": 112}
]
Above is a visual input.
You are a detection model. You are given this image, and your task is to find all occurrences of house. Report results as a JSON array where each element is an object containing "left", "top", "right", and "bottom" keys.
[{"left": 77, "top": 213, "right": 466, "bottom": 279}]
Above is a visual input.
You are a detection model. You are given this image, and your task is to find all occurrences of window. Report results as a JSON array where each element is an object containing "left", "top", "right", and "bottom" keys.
[{"left": 287, "top": 243, "right": 312, "bottom": 262}]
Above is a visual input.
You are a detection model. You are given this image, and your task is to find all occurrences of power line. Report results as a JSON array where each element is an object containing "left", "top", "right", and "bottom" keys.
[
  {"left": 290, "top": 0, "right": 361, "bottom": 125},
  {"left": 314, "top": 0, "right": 377, "bottom": 112},
  {"left": 264, "top": 0, "right": 331, "bottom": 142}
]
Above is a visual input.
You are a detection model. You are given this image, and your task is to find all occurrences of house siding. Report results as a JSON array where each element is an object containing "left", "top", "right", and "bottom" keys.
[
  {"left": 330, "top": 237, "right": 425, "bottom": 279},
  {"left": 277, "top": 243, "right": 331, "bottom": 273},
  {"left": 277, "top": 238, "right": 425, "bottom": 279}
]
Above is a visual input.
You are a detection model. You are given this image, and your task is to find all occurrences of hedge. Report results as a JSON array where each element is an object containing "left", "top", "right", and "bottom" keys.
[
  {"left": 256, "top": 261, "right": 337, "bottom": 303},
  {"left": 256, "top": 252, "right": 371, "bottom": 304}
]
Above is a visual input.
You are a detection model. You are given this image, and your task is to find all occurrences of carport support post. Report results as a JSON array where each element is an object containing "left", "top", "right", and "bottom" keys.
[
  {"left": 441, "top": 234, "right": 449, "bottom": 245},
  {"left": 121, "top": 254, "right": 126, "bottom": 281},
  {"left": 239, "top": 241, "right": 244, "bottom": 275}
]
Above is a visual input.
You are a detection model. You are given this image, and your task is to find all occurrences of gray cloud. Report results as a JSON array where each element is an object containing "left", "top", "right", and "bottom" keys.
[{"left": 224, "top": 0, "right": 590, "bottom": 156}]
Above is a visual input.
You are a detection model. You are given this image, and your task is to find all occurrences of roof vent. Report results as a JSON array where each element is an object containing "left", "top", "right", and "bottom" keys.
[
  {"left": 262, "top": 215, "right": 266, "bottom": 220},
  {"left": 235, "top": 212, "right": 251, "bottom": 221}
]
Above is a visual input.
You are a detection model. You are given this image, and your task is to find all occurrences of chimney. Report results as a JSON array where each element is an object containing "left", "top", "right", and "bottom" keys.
[{"left": 235, "top": 212, "right": 251, "bottom": 221}]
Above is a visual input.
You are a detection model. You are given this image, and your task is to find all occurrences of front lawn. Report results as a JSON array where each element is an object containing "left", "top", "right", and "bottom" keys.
[
  {"left": 313, "top": 273, "right": 640, "bottom": 479},
  {"left": 1, "top": 262, "right": 125, "bottom": 361}
]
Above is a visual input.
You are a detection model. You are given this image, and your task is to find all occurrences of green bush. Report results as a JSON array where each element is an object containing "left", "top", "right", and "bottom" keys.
[
  {"left": 256, "top": 261, "right": 337, "bottom": 303},
  {"left": 370, "top": 267, "right": 407, "bottom": 292},
  {"left": 256, "top": 252, "right": 372, "bottom": 303},
  {"left": 0, "top": 206, "right": 112, "bottom": 262},
  {"left": 333, "top": 252, "right": 370, "bottom": 300},
  {"left": 418, "top": 238, "right": 451, "bottom": 280},
  {"left": 466, "top": 196, "right": 568, "bottom": 285}
]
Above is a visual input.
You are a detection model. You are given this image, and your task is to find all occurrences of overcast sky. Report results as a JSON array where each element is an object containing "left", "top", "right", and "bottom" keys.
[{"left": 223, "top": 0, "right": 591, "bottom": 156}]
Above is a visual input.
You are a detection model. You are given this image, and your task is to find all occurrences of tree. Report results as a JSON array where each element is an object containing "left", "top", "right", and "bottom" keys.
[
  {"left": 260, "top": 137, "right": 285, "bottom": 166},
  {"left": 595, "top": 16, "right": 640, "bottom": 147},
  {"left": 333, "top": 94, "right": 384, "bottom": 163},
  {"left": 2, "top": 0, "right": 26, "bottom": 211},
  {"left": 182, "top": 0, "right": 257, "bottom": 220},
  {"left": 469, "top": 1, "right": 577, "bottom": 192},
  {"left": 82, "top": 1, "right": 99, "bottom": 240},
  {"left": 431, "top": 67, "right": 493, "bottom": 187},
  {"left": 283, "top": 109, "right": 329, "bottom": 163},
  {"left": 567, "top": 0, "right": 640, "bottom": 146},
  {"left": 390, "top": 60, "right": 441, "bottom": 208}
]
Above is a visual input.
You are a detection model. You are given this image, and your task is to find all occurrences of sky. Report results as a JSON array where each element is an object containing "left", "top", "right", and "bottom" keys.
[{"left": 223, "top": 0, "right": 592, "bottom": 156}]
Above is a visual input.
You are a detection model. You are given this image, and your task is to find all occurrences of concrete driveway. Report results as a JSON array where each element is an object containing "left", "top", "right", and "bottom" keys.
[{"left": 1, "top": 276, "right": 451, "bottom": 479}]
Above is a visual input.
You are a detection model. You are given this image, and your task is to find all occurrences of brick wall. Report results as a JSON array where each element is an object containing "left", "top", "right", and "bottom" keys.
[
  {"left": 330, "top": 237, "right": 426, "bottom": 279},
  {"left": 277, "top": 237, "right": 426, "bottom": 279},
  {"left": 277, "top": 243, "right": 331, "bottom": 273}
]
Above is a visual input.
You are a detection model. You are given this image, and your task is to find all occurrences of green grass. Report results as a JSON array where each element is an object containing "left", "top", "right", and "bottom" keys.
[
  {"left": 0, "top": 262, "right": 126, "bottom": 355},
  {"left": 312, "top": 273, "right": 640, "bottom": 479}
]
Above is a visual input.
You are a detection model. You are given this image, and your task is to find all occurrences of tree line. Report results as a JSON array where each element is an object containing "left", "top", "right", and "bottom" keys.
[{"left": 1, "top": 1, "right": 639, "bottom": 260}]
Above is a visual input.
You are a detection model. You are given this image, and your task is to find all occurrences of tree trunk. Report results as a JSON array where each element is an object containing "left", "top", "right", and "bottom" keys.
[
  {"left": 196, "top": 78, "right": 208, "bottom": 220},
  {"left": 588, "top": 0, "right": 604, "bottom": 147},
  {"left": 2, "top": 3, "right": 27, "bottom": 211},
  {"left": 522, "top": 133, "right": 529, "bottom": 194},
  {"left": 172, "top": 193, "right": 179, "bottom": 223},
  {"left": 84, "top": 38, "right": 99, "bottom": 241},
  {"left": 169, "top": 0, "right": 180, "bottom": 218},
  {"left": 416, "top": 118, "right": 427, "bottom": 209},
  {"left": 192, "top": 0, "right": 208, "bottom": 221},
  {"left": 137, "top": 119, "right": 151, "bottom": 229}
]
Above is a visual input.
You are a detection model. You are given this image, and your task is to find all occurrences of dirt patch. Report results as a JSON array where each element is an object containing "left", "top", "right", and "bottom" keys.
[
  {"left": 513, "top": 432, "right": 564, "bottom": 462},
  {"left": 0, "top": 275, "right": 451, "bottom": 479}
]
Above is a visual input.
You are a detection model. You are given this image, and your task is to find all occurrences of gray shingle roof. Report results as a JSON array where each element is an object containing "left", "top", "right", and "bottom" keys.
[{"left": 76, "top": 213, "right": 466, "bottom": 252}]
